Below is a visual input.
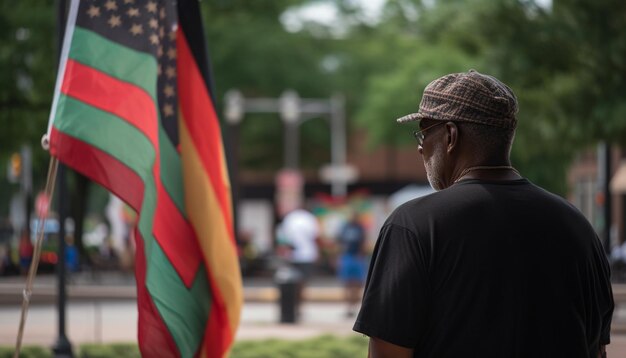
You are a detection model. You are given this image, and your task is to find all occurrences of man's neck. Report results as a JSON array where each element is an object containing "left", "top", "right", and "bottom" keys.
[{"left": 452, "top": 163, "right": 520, "bottom": 183}]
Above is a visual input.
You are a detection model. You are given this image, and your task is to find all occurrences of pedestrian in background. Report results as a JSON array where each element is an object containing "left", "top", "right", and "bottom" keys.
[
  {"left": 337, "top": 210, "right": 367, "bottom": 318},
  {"left": 18, "top": 230, "right": 33, "bottom": 275},
  {"left": 280, "top": 208, "right": 320, "bottom": 315},
  {"left": 353, "top": 70, "right": 614, "bottom": 357}
]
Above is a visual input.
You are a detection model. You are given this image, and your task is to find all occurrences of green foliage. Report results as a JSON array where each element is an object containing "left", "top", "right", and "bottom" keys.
[
  {"left": 0, "top": 345, "right": 53, "bottom": 358},
  {"left": 202, "top": 1, "right": 337, "bottom": 170},
  {"left": 2, "top": 0, "right": 626, "bottom": 197},
  {"left": 355, "top": 44, "right": 478, "bottom": 147},
  {"left": 78, "top": 343, "right": 140, "bottom": 358},
  {"left": 0, "top": 343, "right": 139, "bottom": 358},
  {"left": 230, "top": 335, "right": 368, "bottom": 358},
  {"left": 343, "top": 0, "right": 626, "bottom": 194},
  {"left": 0, "top": 0, "right": 57, "bottom": 213},
  {"left": 0, "top": 335, "right": 367, "bottom": 358}
]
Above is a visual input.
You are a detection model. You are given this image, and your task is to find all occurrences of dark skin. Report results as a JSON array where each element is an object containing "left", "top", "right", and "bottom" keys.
[
  {"left": 368, "top": 120, "right": 607, "bottom": 357},
  {"left": 368, "top": 338, "right": 413, "bottom": 358},
  {"left": 417, "top": 120, "right": 521, "bottom": 187}
]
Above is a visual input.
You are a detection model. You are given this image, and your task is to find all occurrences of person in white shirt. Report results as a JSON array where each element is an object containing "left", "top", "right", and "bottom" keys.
[{"left": 280, "top": 208, "right": 320, "bottom": 313}]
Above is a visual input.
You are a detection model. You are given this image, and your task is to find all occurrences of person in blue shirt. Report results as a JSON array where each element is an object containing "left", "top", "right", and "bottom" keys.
[{"left": 337, "top": 211, "right": 367, "bottom": 318}]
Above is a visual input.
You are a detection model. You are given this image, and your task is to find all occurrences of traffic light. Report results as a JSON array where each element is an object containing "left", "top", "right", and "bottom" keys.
[{"left": 7, "top": 152, "right": 22, "bottom": 183}]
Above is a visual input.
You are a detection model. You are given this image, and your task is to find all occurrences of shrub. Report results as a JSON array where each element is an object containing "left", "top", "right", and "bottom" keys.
[
  {"left": 79, "top": 343, "right": 139, "bottom": 358},
  {"left": 0, "top": 335, "right": 368, "bottom": 358},
  {"left": 0, "top": 346, "right": 53, "bottom": 358},
  {"left": 230, "top": 335, "right": 368, "bottom": 358}
]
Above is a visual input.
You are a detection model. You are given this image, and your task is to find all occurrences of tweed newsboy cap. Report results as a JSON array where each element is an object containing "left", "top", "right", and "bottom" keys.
[{"left": 397, "top": 69, "right": 518, "bottom": 129}]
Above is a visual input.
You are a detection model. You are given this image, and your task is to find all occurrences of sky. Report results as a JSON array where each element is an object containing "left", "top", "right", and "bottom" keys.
[
  {"left": 281, "top": 0, "right": 386, "bottom": 32},
  {"left": 282, "top": 0, "right": 552, "bottom": 33}
]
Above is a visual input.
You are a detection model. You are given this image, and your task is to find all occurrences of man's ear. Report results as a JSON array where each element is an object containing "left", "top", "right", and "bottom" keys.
[{"left": 446, "top": 122, "right": 458, "bottom": 154}]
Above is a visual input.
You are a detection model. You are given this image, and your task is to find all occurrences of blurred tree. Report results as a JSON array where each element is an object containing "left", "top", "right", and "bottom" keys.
[
  {"left": 0, "top": 0, "right": 56, "bottom": 212},
  {"left": 348, "top": 0, "right": 626, "bottom": 195},
  {"left": 0, "top": 1, "right": 101, "bottom": 265},
  {"left": 440, "top": 0, "right": 626, "bottom": 193},
  {"left": 202, "top": 0, "right": 337, "bottom": 170},
  {"left": 2, "top": 0, "right": 625, "bottom": 203},
  {"left": 550, "top": 0, "right": 626, "bottom": 142}
]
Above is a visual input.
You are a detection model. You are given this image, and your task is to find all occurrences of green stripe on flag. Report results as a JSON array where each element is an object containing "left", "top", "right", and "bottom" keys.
[
  {"left": 159, "top": 129, "right": 186, "bottom": 216},
  {"left": 53, "top": 95, "right": 156, "bottom": 177},
  {"left": 55, "top": 39, "right": 210, "bottom": 354},
  {"left": 54, "top": 98, "right": 209, "bottom": 355},
  {"left": 70, "top": 28, "right": 157, "bottom": 101},
  {"left": 53, "top": 95, "right": 160, "bottom": 255},
  {"left": 147, "top": 244, "right": 211, "bottom": 357},
  {"left": 69, "top": 28, "right": 186, "bottom": 217},
  {"left": 55, "top": 28, "right": 210, "bottom": 355}
]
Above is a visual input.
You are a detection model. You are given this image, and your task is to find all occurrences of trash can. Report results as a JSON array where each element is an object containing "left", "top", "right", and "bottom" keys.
[{"left": 274, "top": 264, "right": 302, "bottom": 323}]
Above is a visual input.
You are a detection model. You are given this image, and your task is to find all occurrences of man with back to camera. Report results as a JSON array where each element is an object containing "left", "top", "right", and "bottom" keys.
[{"left": 353, "top": 70, "right": 614, "bottom": 357}]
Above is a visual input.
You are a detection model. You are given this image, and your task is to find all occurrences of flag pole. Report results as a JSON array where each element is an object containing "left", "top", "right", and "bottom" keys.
[
  {"left": 51, "top": 0, "right": 73, "bottom": 356},
  {"left": 14, "top": 138, "right": 59, "bottom": 358}
]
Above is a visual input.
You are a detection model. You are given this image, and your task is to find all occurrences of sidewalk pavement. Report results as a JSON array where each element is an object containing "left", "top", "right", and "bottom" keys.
[
  {"left": 1, "top": 272, "right": 626, "bottom": 357},
  {"left": 2, "top": 271, "right": 625, "bottom": 306},
  {"left": 0, "top": 272, "right": 349, "bottom": 305},
  {"left": 0, "top": 272, "right": 361, "bottom": 348},
  {"left": 0, "top": 300, "right": 359, "bottom": 345}
]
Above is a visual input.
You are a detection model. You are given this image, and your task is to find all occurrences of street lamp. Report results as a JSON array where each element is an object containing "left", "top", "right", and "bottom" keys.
[
  {"left": 279, "top": 90, "right": 301, "bottom": 169},
  {"left": 222, "top": 89, "right": 356, "bottom": 197},
  {"left": 224, "top": 89, "right": 244, "bottom": 125},
  {"left": 279, "top": 90, "right": 300, "bottom": 124},
  {"left": 223, "top": 89, "right": 245, "bottom": 243}
]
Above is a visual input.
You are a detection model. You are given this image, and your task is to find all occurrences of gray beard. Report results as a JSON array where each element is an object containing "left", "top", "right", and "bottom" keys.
[{"left": 425, "top": 145, "right": 445, "bottom": 191}]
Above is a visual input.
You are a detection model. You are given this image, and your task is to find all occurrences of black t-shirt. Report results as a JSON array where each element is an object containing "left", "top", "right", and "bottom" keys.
[{"left": 353, "top": 179, "right": 614, "bottom": 358}]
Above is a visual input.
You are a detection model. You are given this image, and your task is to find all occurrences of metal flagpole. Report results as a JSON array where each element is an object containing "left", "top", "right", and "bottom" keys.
[{"left": 13, "top": 151, "right": 59, "bottom": 358}]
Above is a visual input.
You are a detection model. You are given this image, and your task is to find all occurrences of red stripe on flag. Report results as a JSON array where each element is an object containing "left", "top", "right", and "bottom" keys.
[
  {"left": 59, "top": 60, "right": 202, "bottom": 288},
  {"left": 49, "top": 128, "right": 180, "bottom": 357},
  {"left": 148, "top": 140, "right": 202, "bottom": 288},
  {"left": 177, "top": 29, "right": 236, "bottom": 357},
  {"left": 152, "top": 184, "right": 201, "bottom": 288},
  {"left": 176, "top": 33, "right": 234, "bottom": 240},
  {"left": 134, "top": 229, "right": 181, "bottom": 358},
  {"left": 50, "top": 127, "right": 144, "bottom": 210},
  {"left": 61, "top": 59, "right": 159, "bottom": 148},
  {"left": 205, "top": 300, "right": 231, "bottom": 358}
]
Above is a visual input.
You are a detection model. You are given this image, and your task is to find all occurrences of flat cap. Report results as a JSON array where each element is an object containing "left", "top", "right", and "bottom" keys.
[{"left": 397, "top": 69, "right": 518, "bottom": 129}]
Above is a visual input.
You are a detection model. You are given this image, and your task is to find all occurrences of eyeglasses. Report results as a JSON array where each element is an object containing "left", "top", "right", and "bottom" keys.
[{"left": 413, "top": 121, "right": 446, "bottom": 146}]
